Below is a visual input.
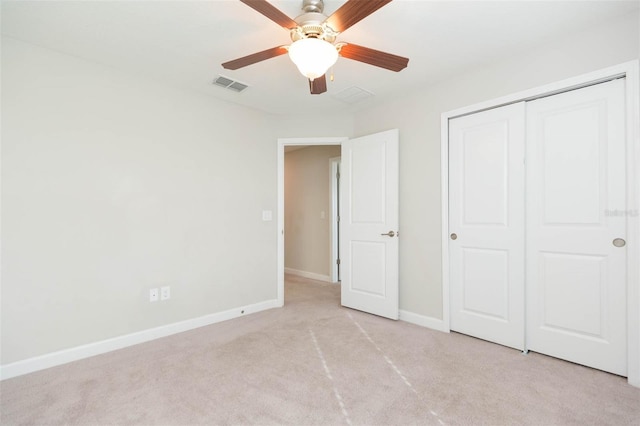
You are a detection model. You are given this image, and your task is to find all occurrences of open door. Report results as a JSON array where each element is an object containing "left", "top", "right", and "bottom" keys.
[{"left": 340, "top": 129, "right": 399, "bottom": 319}]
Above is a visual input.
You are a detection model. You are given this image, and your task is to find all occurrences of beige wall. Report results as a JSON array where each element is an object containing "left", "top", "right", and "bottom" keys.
[
  {"left": 284, "top": 146, "right": 341, "bottom": 279},
  {"left": 352, "top": 12, "right": 640, "bottom": 320}
]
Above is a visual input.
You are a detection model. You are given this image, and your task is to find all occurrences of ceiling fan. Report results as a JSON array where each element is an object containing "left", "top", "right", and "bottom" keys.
[{"left": 222, "top": 0, "right": 409, "bottom": 95}]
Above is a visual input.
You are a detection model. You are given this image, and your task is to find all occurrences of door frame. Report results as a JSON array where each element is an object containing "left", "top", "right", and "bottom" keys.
[
  {"left": 277, "top": 137, "right": 347, "bottom": 307},
  {"left": 330, "top": 156, "right": 341, "bottom": 283},
  {"left": 440, "top": 60, "right": 640, "bottom": 387}
]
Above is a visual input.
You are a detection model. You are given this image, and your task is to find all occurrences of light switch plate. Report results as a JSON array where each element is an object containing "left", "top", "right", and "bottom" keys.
[{"left": 262, "top": 210, "right": 273, "bottom": 221}]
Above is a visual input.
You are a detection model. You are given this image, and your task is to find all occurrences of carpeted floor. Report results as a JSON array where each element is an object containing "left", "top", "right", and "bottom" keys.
[{"left": 1, "top": 274, "right": 639, "bottom": 425}]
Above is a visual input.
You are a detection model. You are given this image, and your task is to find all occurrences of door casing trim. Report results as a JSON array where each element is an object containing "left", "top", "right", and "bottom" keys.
[{"left": 329, "top": 156, "right": 341, "bottom": 283}]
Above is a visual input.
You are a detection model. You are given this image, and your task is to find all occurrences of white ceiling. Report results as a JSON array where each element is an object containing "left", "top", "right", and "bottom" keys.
[{"left": 2, "top": 1, "right": 638, "bottom": 115}]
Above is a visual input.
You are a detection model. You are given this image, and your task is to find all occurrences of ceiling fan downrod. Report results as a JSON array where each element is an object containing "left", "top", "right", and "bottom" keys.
[
  {"left": 302, "top": 0, "right": 324, "bottom": 14},
  {"left": 291, "top": 0, "right": 336, "bottom": 42}
]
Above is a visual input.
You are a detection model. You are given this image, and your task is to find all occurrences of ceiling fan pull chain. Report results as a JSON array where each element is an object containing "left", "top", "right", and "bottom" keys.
[{"left": 330, "top": 67, "right": 335, "bottom": 82}]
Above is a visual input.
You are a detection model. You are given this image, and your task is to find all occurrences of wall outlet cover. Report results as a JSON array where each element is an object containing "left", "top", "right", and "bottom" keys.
[{"left": 160, "top": 286, "right": 171, "bottom": 301}]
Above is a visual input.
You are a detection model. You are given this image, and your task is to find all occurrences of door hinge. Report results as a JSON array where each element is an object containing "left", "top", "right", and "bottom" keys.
[
  {"left": 337, "top": 215, "right": 340, "bottom": 222},
  {"left": 336, "top": 171, "right": 341, "bottom": 180},
  {"left": 337, "top": 258, "right": 341, "bottom": 265}
]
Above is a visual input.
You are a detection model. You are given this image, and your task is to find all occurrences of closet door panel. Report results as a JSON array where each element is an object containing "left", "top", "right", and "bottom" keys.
[
  {"left": 449, "top": 102, "right": 526, "bottom": 350},
  {"left": 526, "top": 79, "right": 627, "bottom": 376}
]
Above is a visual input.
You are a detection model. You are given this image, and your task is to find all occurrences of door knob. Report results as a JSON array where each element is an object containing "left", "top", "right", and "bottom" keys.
[
  {"left": 613, "top": 238, "right": 626, "bottom": 247},
  {"left": 450, "top": 233, "right": 457, "bottom": 240},
  {"left": 381, "top": 231, "right": 395, "bottom": 237}
]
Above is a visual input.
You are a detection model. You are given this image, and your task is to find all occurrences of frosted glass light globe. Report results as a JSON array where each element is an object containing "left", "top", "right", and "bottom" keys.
[{"left": 288, "top": 38, "right": 338, "bottom": 81}]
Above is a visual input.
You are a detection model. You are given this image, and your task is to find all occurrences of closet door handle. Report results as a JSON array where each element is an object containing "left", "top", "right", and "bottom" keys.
[
  {"left": 613, "top": 238, "right": 626, "bottom": 247},
  {"left": 450, "top": 233, "right": 458, "bottom": 240},
  {"left": 381, "top": 231, "right": 395, "bottom": 237}
]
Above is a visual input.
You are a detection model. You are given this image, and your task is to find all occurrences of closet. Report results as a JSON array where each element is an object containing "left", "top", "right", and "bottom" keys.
[{"left": 448, "top": 78, "right": 628, "bottom": 376}]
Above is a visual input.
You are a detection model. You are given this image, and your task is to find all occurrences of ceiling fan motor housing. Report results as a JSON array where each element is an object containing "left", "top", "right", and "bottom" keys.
[{"left": 290, "top": 11, "right": 337, "bottom": 43}]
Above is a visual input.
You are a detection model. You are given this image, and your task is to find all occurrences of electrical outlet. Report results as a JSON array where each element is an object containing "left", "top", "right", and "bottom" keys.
[
  {"left": 150, "top": 288, "right": 159, "bottom": 302},
  {"left": 160, "top": 286, "right": 171, "bottom": 301}
]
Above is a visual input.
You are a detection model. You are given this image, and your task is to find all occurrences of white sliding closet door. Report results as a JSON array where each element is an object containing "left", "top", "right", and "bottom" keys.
[
  {"left": 449, "top": 79, "right": 628, "bottom": 376},
  {"left": 526, "top": 79, "right": 627, "bottom": 376},
  {"left": 449, "top": 103, "right": 526, "bottom": 350}
]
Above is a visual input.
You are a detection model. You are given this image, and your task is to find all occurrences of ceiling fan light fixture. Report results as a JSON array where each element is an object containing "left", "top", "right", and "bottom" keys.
[{"left": 288, "top": 38, "right": 338, "bottom": 81}]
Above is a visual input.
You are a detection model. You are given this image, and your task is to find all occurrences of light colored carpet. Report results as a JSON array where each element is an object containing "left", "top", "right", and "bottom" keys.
[{"left": 1, "top": 274, "right": 639, "bottom": 425}]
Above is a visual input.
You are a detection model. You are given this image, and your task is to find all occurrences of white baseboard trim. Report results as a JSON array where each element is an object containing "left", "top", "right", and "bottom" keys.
[
  {"left": 0, "top": 299, "right": 279, "bottom": 381},
  {"left": 399, "top": 309, "right": 449, "bottom": 333},
  {"left": 284, "top": 267, "right": 333, "bottom": 283}
]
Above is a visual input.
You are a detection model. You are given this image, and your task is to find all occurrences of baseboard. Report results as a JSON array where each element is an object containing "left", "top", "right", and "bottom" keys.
[
  {"left": 0, "top": 299, "right": 279, "bottom": 381},
  {"left": 399, "top": 309, "right": 449, "bottom": 333},
  {"left": 284, "top": 267, "right": 333, "bottom": 283}
]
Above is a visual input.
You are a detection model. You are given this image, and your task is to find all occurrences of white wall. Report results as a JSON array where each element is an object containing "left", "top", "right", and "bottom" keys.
[
  {"left": 353, "top": 12, "right": 640, "bottom": 320},
  {"left": 273, "top": 114, "right": 353, "bottom": 139},
  {"left": 284, "top": 146, "right": 341, "bottom": 278},
  {"left": 0, "top": 37, "right": 353, "bottom": 366},
  {"left": 0, "top": 37, "right": 273, "bottom": 363}
]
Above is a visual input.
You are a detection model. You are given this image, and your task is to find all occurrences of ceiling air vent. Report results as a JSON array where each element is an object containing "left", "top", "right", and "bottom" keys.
[
  {"left": 213, "top": 75, "right": 249, "bottom": 93},
  {"left": 332, "top": 86, "right": 374, "bottom": 104}
]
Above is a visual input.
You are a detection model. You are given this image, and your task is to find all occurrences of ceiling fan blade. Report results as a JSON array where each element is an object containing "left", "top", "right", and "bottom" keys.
[
  {"left": 240, "top": 0, "right": 298, "bottom": 29},
  {"left": 325, "top": 0, "right": 392, "bottom": 33},
  {"left": 222, "top": 46, "right": 288, "bottom": 70},
  {"left": 309, "top": 75, "right": 327, "bottom": 95},
  {"left": 339, "top": 43, "right": 408, "bottom": 72}
]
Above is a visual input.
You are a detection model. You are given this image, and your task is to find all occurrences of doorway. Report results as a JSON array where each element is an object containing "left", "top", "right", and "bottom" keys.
[
  {"left": 277, "top": 137, "right": 347, "bottom": 307},
  {"left": 277, "top": 130, "right": 401, "bottom": 320},
  {"left": 282, "top": 145, "right": 341, "bottom": 283}
]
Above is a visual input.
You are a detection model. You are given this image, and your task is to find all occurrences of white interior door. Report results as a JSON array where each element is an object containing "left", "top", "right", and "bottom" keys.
[
  {"left": 526, "top": 79, "right": 627, "bottom": 376},
  {"left": 449, "top": 103, "right": 526, "bottom": 350},
  {"left": 340, "top": 129, "right": 399, "bottom": 320}
]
